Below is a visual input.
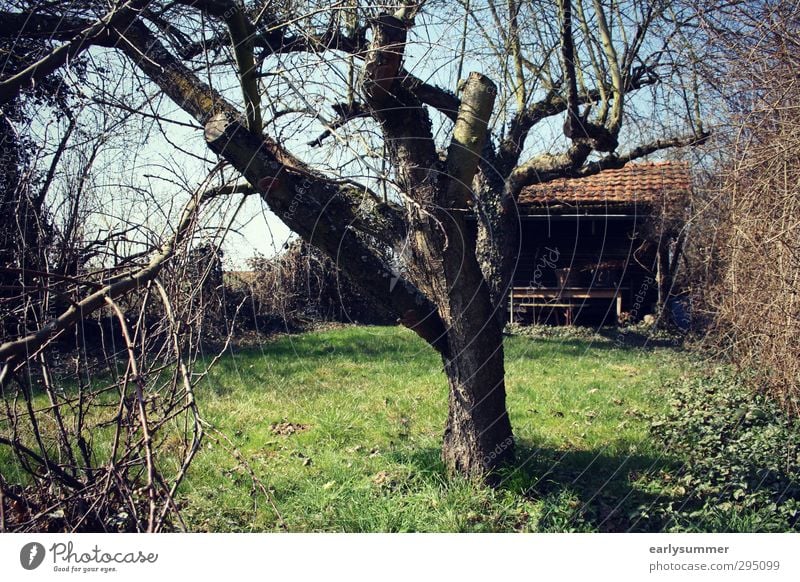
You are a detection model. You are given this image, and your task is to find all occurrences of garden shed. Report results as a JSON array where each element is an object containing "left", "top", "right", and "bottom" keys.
[{"left": 509, "top": 161, "right": 691, "bottom": 325}]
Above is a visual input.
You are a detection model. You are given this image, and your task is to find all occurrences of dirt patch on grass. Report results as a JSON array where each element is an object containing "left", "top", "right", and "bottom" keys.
[{"left": 270, "top": 421, "right": 309, "bottom": 436}]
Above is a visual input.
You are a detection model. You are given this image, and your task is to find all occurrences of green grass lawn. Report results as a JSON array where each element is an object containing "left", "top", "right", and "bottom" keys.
[
  {"left": 175, "top": 325, "right": 693, "bottom": 532},
  {"left": 5, "top": 324, "right": 795, "bottom": 532}
]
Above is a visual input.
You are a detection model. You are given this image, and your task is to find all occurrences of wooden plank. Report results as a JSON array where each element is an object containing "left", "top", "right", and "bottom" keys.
[{"left": 510, "top": 303, "right": 575, "bottom": 308}]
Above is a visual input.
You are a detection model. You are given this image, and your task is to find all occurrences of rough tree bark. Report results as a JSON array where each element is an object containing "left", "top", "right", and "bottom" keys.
[{"left": 360, "top": 15, "right": 513, "bottom": 476}]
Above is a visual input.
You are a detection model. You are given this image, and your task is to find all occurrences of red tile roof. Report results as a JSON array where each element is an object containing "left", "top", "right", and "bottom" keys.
[{"left": 519, "top": 161, "right": 691, "bottom": 208}]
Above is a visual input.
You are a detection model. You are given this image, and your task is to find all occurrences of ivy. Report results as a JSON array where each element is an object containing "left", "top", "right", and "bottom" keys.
[{"left": 643, "top": 370, "right": 800, "bottom": 532}]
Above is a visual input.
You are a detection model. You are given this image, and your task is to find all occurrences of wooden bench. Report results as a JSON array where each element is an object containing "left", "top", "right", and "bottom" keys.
[{"left": 508, "top": 287, "right": 625, "bottom": 325}]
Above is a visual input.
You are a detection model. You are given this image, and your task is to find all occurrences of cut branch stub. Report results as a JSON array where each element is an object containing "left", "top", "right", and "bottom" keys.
[{"left": 445, "top": 72, "right": 497, "bottom": 208}]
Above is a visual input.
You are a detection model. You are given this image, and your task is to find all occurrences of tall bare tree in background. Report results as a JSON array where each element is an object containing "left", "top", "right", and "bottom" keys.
[{"left": 0, "top": 0, "right": 707, "bottom": 485}]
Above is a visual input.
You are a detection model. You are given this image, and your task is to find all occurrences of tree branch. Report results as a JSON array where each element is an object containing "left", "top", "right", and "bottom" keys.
[
  {"left": 559, "top": 0, "right": 583, "bottom": 142},
  {"left": 224, "top": 4, "right": 262, "bottom": 132},
  {"left": 204, "top": 114, "right": 448, "bottom": 352},
  {"left": 399, "top": 70, "right": 460, "bottom": 122},
  {"left": 307, "top": 101, "right": 369, "bottom": 147},
  {"left": 507, "top": 142, "right": 593, "bottom": 194},
  {"left": 575, "top": 131, "right": 711, "bottom": 178},
  {"left": 0, "top": 435, "right": 84, "bottom": 490},
  {"left": 362, "top": 14, "right": 409, "bottom": 107},
  {"left": 509, "top": 129, "right": 709, "bottom": 192},
  {"left": 497, "top": 70, "right": 659, "bottom": 175},
  {"left": 0, "top": 0, "right": 151, "bottom": 105},
  {"left": 360, "top": 14, "right": 439, "bottom": 200}
]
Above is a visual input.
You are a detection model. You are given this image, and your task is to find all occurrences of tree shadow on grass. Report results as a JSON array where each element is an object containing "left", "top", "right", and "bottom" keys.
[
  {"left": 505, "top": 329, "right": 683, "bottom": 357},
  {"left": 390, "top": 442, "right": 683, "bottom": 532},
  {"left": 502, "top": 441, "right": 683, "bottom": 532}
]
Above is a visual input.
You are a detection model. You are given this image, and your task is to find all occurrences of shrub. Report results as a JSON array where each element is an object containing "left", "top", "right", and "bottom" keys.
[
  {"left": 688, "top": 1, "right": 800, "bottom": 410},
  {"left": 229, "top": 240, "right": 393, "bottom": 333}
]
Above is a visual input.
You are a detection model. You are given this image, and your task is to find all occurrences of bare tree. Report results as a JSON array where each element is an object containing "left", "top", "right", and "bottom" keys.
[{"left": 1, "top": 0, "right": 707, "bottom": 480}]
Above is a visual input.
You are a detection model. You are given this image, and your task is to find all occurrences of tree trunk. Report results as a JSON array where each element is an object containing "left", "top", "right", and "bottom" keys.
[
  {"left": 656, "top": 242, "right": 670, "bottom": 325},
  {"left": 440, "top": 312, "right": 514, "bottom": 480}
]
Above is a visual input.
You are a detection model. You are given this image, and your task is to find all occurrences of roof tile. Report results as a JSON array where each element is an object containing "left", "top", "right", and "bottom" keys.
[{"left": 519, "top": 161, "right": 691, "bottom": 207}]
